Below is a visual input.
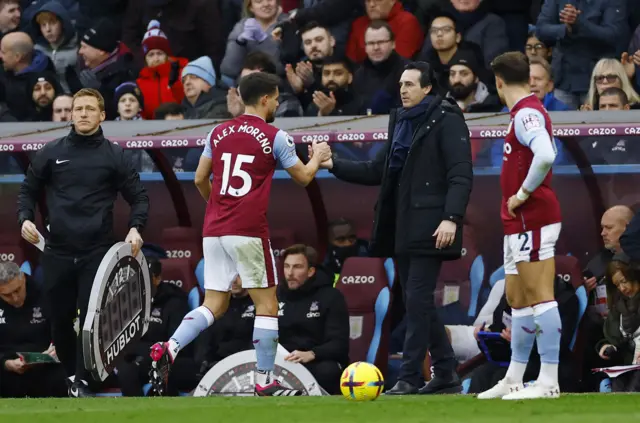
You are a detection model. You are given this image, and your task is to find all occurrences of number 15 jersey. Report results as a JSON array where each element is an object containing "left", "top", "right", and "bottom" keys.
[{"left": 202, "top": 114, "right": 298, "bottom": 239}]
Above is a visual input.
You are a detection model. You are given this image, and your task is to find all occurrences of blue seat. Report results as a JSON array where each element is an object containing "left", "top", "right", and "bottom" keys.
[
  {"left": 195, "top": 258, "right": 205, "bottom": 292},
  {"left": 188, "top": 287, "right": 201, "bottom": 310},
  {"left": 383, "top": 258, "right": 395, "bottom": 288},
  {"left": 468, "top": 255, "right": 485, "bottom": 319},
  {"left": 571, "top": 285, "right": 588, "bottom": 351},
  {"left": 20, "top": 261, "right": 32, "bottom": 276},
  {"left": 366, "top": 286, "right": 391, "bottom": 364},
  {"left": 489, "top": 266, "right": 505, "bottom": 287}
]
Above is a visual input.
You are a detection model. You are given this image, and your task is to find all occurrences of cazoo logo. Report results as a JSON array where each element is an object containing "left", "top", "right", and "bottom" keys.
[
  {"left": 165, "top": 280, "right": 183, "bottom": 288},
  {"left": 0, "top": 253, "right": 15, "bottom": 261},
  {"left": 166, "top": 250, "right": 192, "bottom": 259},
  {"left": 557, "top": 274, "right": 571, "bottom": 283},
  {"left": 341, "top": 275, "right": 375, "bottom": 284}
]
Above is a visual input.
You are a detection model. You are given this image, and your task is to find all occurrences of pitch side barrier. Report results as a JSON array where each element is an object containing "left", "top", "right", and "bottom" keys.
[{"left": 0, "top": 119, "right": 635, "bottom": 258}]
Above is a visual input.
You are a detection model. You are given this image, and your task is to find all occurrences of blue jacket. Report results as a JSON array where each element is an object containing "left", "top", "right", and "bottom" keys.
[{"left": 488, "top": 93, "right": 571, "bottom": 167}]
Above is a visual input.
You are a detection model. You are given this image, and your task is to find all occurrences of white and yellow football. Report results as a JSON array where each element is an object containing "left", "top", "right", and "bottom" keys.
[{"left": 339, "top": 361, "right": 385, "bottom": 401}]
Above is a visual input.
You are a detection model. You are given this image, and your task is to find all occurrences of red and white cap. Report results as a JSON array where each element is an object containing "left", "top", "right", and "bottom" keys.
[{"left": 142, "top": 20, "right": 172, "bottom": 56}]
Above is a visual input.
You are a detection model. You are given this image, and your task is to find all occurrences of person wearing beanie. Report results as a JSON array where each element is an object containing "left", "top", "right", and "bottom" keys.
[
  {"left": 32, "top": 1, "right": 78, "bottom": 93},
  {"left": 136, "top": 19, "right": 188, "bottom": 120},
  {"left": 180, "top": 56, "right": 230, "bottom": 120},
  {"left": 114, "top": 81, "right": 144, "bottom": 121},
  {"left": 70, "top": 18, "right": 137, "bottom": 120},
  {"left": 28, "top": 70, "right": 63, "bottom": 121},
  {"left": 446, "top": 49, "right": 501, "bottom": 113}
]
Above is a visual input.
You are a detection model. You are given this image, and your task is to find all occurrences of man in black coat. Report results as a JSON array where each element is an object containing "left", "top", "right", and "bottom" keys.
[
  {"left": 310, "top": 61, "right": 473, "bottom": 395},
  {"left": 0, "top": 262, "right": 67, "bottom": 398},
  {"left": 117, "top": 257, "right": 197, "bottom": 396},
  {"left": 278, "top": 244, "right": 350, "bottom": 395}
]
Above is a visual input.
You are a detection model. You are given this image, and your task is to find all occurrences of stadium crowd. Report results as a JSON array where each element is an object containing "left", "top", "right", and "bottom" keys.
[{"left": 1, "top": 0, "right": 640, "bottom": 397}]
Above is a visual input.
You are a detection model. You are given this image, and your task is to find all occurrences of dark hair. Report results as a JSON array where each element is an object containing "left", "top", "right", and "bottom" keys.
[
  {"left": 147, "top": 256, "right": 162, "bottom": 279},
  {"left": 299, "top": 21, "right": 329, "bottom": 37},
  {"left": 605, "top": 258, "right": 640, "bottom": 309},
  {"left": 238, "top": 72, "right": 280, "bottom": 106},
  {"left": 242, "top": 51, "right": 277, "bottom": 75},
  {"left": 404, "top": 61, "right": 433, "bottom": 88},
  {"left": 322, "top": 55, "right": 354, "bottom": 74},
  {"left": 429, "top": 12, "right": 457, "bottom": 31},
  {"left": 282, "top": 244, "right": 318, "bottom": 268},
  {"left": 154, "top": 102, "right": 184, "bottom": 119},
  {"left": 366, "top": 20, "right": 395, "bottom": 41},
  {"left": 600, "top": 87, "right": 629, "bottom": 105},
  {"left": 490, "top": 51, "right": 530, "bottom": 85},
  {"left": 328, "top": 217, "right": 354, "bottom": 232}
]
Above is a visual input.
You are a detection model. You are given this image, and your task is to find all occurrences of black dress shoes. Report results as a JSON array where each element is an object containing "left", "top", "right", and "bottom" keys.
[
  {"left": 418, "top": 374, "right": 462, "bottom": 395},
  {"left": 385, "top": 380, "right": 421, "bottom": 395}
]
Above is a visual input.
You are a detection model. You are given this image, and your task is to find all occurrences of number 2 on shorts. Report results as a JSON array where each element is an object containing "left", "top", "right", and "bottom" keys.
[{"left": 518, "top": 232, "right": 532, "bottom": 252}]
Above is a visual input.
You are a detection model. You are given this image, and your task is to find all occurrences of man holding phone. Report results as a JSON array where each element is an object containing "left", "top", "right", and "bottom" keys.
[{"left": 0, "top": 262, "right": 67, "bottom": 398}]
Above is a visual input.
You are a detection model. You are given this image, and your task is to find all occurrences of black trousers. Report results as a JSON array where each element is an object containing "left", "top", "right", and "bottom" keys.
[
  {"left": 117, "top": 357, "right": 200, "bottom": 396},
  {"left": 0, "top": 364, "right": 67, "bottom": 398},
  {"left": 396, "top": 254, "right": 456, "bottom": 387},
  {"left": 41, "top": 248, "right": 109, "bottom": 383},
  {"left": 304, "top": 360, "right": 343, "bottom": 395}
]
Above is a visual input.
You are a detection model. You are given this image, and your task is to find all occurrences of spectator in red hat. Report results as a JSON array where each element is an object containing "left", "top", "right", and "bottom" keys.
[{"left": 136, "top": 20, "right": 188, "bottom": 120}]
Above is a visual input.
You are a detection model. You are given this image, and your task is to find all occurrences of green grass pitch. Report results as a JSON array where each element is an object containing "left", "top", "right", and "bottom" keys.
[{"left": 0, "top": 395, "right": 638, "bottom": 423}]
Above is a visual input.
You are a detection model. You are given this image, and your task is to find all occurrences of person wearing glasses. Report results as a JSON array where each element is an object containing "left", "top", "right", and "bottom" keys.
[{"left": 581, "top": 58, "right": 640, "bottom": 111}]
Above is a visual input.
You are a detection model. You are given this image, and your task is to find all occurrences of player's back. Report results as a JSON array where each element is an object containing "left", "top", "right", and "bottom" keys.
[
  {"left": 203, "top": 114, "right": 284, "bottom": 239},
  {"left": 501, "top": 94, "right": 561, "bottom": 235}
]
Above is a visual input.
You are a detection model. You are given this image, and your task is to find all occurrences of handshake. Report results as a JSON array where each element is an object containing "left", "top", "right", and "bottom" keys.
[{"left": 308, "top": 139, "right": 333, "bottom": 169}]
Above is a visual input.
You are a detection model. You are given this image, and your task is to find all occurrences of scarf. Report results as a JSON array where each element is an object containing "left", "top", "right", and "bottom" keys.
[{"left": 388, "top": 97, "right": 433, "bottom": 169}]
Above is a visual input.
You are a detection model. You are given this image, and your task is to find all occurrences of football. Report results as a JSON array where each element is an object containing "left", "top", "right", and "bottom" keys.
[{"left": 339, "top": 362, "right": 385, "bottom": 401}]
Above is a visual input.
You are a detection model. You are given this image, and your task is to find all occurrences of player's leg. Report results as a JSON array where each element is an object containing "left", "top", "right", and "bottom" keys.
[
  {"left": 503, "top": 223, "right": 562, "bottom": 400},
  {"left": 478, "top": 236, "right": 533, "bottom": 399},
  {"left": 156, "top": 237, "right": 233, "bottom": 359},
  {"left": 229, "top": 235, "right": 303, "bottom": 396},
  {"left": 150, "top": 237, "right": 234, "bottom": 394}
]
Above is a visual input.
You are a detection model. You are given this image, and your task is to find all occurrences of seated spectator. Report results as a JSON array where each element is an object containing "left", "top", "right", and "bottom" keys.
[
  {"left": 195, "top": 276, "right": 254, "bottom": 378},
  {"left": 114, "top": 82, "right": 144, "bottom": 121},
  {"left": 524, "top": 30, "right": 552, "bottom": 63},
  {"left": 284, "top": 22, "right": 335, "bottom": 97},
  {"left": 0, "top": 31, "right": 55, "bottom": 121},
  {"left": 279, "top": 244, "right": 350, "bottom": 395},
  {"left": 352, "top": 20, "right": 406, "bottom": 114},
  {"left": 31, "top": 1, "right": 77, "bottom": 93},
  {"left": 305, "top": 56, "right": 364, "bottom": 117},
  {"left": 71, "top": 18, "right": 137, "bottom": 120},
  {"left": 51, "top": 93, "right": 71, "bottom": 122},
  {"left": 347, "top": 0, "right": 424, "bottom": 64},
  {"left": 624, "top": 26, "right": 640, "bottom": 92},
  {"left": 136, "top": 20, "right": 188, "bottom": 120},
  {"left": 227, "top": 51, "right": 302, "bottom": 118},
  {"left": 221, "top": 0, "right": 288, "bottom": 82},
  {"left": 122, "top": 0, "right": 224, "bottom": 69},
  {"left": 468, "top": 274, "right": 579, "bottom": 394},
  {"left": 0, "top": 0, "right": 20, "bottom": 39},
  {"left": 423, "top": 13, "right": 466, "bottom": 93},
  {"left": 581, "top": 58, "right": 640, "bottom": 111},
  {"left": 596, "top": 254, "right": 640, "bottom": 392},
  {"left": 536, "top": 0, "right": 628, "bottom": 110},
  {"left": 446, "top": 50, "right": 501, "bottom": 113},
  {"left": 420, "top": 0, "right": 508, "bottom": 69},
  {"left": 28, "top": 71, "right": 61, "bottom": 121},
  {"left": 117, "top": 257, "right": 198, "bottom": 396},
  {"left": 0, "top": 262, "right": 67, "bottom": 398},
  {"left": 323, "top": 218, "right": 369, "bottom": 281},
  {"left": 154, "top": 102, "right": 184, "bottom": 120},
  {"left": 181, "top": 56, "right": 230, "bottom": 120},
  {"left": 0, "top": 81, "right": 16, "bottom": 122}
]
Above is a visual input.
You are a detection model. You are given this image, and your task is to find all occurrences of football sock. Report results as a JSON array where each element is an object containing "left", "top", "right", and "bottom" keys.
[
  {"left": 253, "top": 315, "right": 279, "bottom": 386},
  {"left": 168, "top": 306, "right": 215, "bottom": 358},
  {"left": 533, "top": 301, "right": 561, "bottom": 387},
  {"left": 504, "top": 306, "right": 536, "bottom": 384}
]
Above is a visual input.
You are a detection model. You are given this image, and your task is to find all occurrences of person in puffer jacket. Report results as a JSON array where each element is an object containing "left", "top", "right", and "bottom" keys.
[{"left": 136, "top": 20, "right": 188, "bottom": 120}]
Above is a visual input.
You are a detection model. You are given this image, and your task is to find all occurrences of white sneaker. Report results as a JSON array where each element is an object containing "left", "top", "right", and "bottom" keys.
[
  {"left": 502, "top": 381, "right": 560, "bottom": 400},
  {"left": 477, "top": 379, "right": 524, "bottom": 399}
]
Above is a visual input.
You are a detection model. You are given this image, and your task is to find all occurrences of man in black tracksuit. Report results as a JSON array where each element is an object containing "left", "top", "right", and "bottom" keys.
[
  {"left": 279, "top": 244, "right": 350, "bottom": 395},
  {"left": 17, "top": 88, "right": 149, "bottom": 397},
  {"left": 118, "top": 258, "right": 197, "bottom": 396},
  {"left": 312, "top": 62, "right": 473, "bottom": 395},
  {"left": 0, "top": 262, "right": 67, "bottom": 398}
]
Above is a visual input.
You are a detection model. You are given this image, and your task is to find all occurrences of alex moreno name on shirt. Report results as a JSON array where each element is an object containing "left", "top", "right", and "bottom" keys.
[{"left": 210, "top": 122, "right": 275, "bottom": 155}]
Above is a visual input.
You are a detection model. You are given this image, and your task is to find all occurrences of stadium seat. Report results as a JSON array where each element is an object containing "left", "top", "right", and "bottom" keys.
[
  {"left": 160, "top": 227, "right": 202, "bottom": 269},
  {"left": 488, "top": 266, "right": 505, "bottom": 287},
  {"left": 270, "top": 228, "right": 296, "bottom": 258},
  {"left": 160, "top": 258, "right": 200, "bottom": 301},
  {"left": 554, "top": 255, "right": 588, "bottom": 351},
  {"left": 335, "top": 257, "right": 391, "bottom": 376},
  {"left": 195, "top": 258, "right": 205, "bottom": 292},
  {"left": 0, "top": 234, "right": 26, "bottom": 265},
  {"left": 383, "top": 258, "right": 395, "bottom": 288},
  {"left": 436, "top": 226, "right": 485, "bottom": 322}
]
